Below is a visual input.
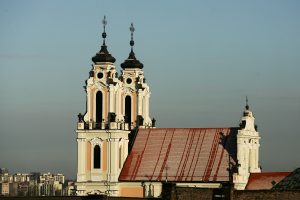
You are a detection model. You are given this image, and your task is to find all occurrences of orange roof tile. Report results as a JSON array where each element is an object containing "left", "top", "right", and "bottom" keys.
[
  {"left": 245, "top": 172, "right": 291, "bottom": 190},
  {"left": 119, "top": 128, "right": 238, "bottom": 182}
]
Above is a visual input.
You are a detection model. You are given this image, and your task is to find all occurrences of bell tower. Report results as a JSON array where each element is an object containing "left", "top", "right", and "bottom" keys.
[
  {"left": 233, "top": 97, "right": 261, "bottom": 190},
  {"left": 119, "top": 23, "right": 152, "bottom": 129},
  {"left": 83, "top": 16, "right": 119, "bottom": 128},
  {"left": 75, "top": 17, "right": 153, "bottom": 196}
]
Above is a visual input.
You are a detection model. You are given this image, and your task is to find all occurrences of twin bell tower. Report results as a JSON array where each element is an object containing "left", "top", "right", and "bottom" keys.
[{"left": 76, "top": 16, "right": 153, "bottom": 196}]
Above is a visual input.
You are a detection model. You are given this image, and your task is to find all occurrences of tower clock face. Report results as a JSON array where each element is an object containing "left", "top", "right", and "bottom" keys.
[
  {"left": 97, "top": 72, "right": 103, "bottom": 79},
  {"left": 126, "top": 78, "right": 132, "bottom": 84}
]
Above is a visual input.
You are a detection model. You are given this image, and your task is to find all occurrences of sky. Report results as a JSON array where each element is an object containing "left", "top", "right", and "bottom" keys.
[{"left": 0, "top": 0, "right": 299, "bottom": 179}]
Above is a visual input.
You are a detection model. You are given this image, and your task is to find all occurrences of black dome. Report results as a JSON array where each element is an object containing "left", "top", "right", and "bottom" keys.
[
  {"left": 92, "top": 44, "right": 116, "bottom": 63},
  {"left": 121, "top": 50, "right": 143, "bottom": 69}
]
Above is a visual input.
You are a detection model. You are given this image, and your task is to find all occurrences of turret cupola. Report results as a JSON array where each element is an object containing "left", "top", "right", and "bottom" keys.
[
  {"left": 239, "top": 97, "right": 257, "bottom": 131},
  {"left": 121, "top": 23, "right": 143, "bottom": 69},
  {"left": 92, "top": 16, "right": 116, "bottom": 64}
]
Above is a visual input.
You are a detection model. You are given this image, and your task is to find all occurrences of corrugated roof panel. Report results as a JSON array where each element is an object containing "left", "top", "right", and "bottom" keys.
[{"left": 119, "top": 128, "right": 237, "bottom": 182}]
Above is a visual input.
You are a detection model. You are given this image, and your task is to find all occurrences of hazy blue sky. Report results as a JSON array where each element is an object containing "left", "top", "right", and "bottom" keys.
[{"left": 0, "top": 0, "right": 299, "bottom": 179}]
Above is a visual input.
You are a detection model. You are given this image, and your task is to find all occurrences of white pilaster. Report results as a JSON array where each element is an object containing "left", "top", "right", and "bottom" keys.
[
  {"left": 111, "top": 137, "right": 119, "bottom": 182},
  {"left": 115, "top": 90, "right": 120, "bottom": 120},
  {"left": 87, "top": 88, "right": 91, "bottom": 122},
  {"left": 137, "top": 90, "right": 143, "bottom": 116},
  {"left": 109, "top": 87, "right": 115, "bottom": 113},
  {"left": 77, "top": 138, "right": 86, "bottom": 182},
  {"left": 145, "top": 93, "right": 150, "bottom": 124}
]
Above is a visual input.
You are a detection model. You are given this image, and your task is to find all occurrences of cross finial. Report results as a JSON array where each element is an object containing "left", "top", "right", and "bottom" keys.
[
  {"left": 102, "top": 15, "right": 107, "bottom": 45},
  {"left": 246, "top": 96, "right": 249, "bottom": 110},
  {"left": 129, "top": 23, "right": 135, "bottom": 50},
  {"left": 102, "top": 16, "right": 107, "bottom": 31},
  {"left": 130, "top": 23, "right": 135, "bottom": 41}
]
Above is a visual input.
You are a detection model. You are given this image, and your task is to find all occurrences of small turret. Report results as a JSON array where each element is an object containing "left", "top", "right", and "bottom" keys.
[
  {"left": 239, "top": 97, "right": 256, "bottom": 131},
  {"left": 234, "top": 97, "right": 261, "bottom": 190}
]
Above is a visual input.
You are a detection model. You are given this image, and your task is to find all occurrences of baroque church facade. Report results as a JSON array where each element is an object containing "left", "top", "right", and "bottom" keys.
[{"left": 75, "top": 17, "right": 261, "bottom": 197}]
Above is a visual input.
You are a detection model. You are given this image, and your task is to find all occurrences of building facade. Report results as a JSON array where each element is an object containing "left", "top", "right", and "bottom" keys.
[
  {"left": 75, "top": 17, "right": 261, "bottom": 197},
  {"left": 0, "top": 183, "right": 9, "bottom": 196}
]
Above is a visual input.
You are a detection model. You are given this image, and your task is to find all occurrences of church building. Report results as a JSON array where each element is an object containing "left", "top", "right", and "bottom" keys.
[{"left": 75, "top": 17, "right": 261, "bottom": 197}]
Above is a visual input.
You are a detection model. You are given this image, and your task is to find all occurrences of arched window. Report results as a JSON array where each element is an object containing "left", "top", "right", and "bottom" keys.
[
  {"left": 94, "top": 145, "right": 101, "bottom": 169},
  {"left": 96, "top": 91, "right": 103, "bottom": 123},
  {"left": 125, "top": 96, "right": 132, "bottom": 126}
]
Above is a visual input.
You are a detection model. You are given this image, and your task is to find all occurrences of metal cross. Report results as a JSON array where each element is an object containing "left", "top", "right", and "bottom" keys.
[
  {"left": 102, "top": 15, "right": 107, "bottom": 32},
  {"left": 130, "top": 23, "right": 135, "bottom": 41}
]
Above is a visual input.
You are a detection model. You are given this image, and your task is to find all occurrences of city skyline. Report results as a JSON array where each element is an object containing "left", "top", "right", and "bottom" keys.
[
  {"left": 0, "top": 0, "right": 300, "bottom": 179},
  {"left": 0, "top": 169, "right": 71, "bottom": 196}
]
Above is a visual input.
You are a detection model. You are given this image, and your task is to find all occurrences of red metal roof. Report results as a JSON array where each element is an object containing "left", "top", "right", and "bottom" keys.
[
  {"left": 245, "top": 172, "right": 290, "bottom": 190},
  {"left": 119, "top": 128, "right": 237, "bottom": 182}
]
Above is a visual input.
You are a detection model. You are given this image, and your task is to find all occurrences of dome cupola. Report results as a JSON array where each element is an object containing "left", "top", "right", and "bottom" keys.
[
  {"left": 92, "top": 16, "right": 116, "bottom": 64},
  {"left": 121, "top": 23, "right": 143, "bottom": 69}
]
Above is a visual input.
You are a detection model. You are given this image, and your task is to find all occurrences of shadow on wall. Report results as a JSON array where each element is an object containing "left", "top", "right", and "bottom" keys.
[{"left": 219, "top": 128, "right": 239, "bottom": 179}]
